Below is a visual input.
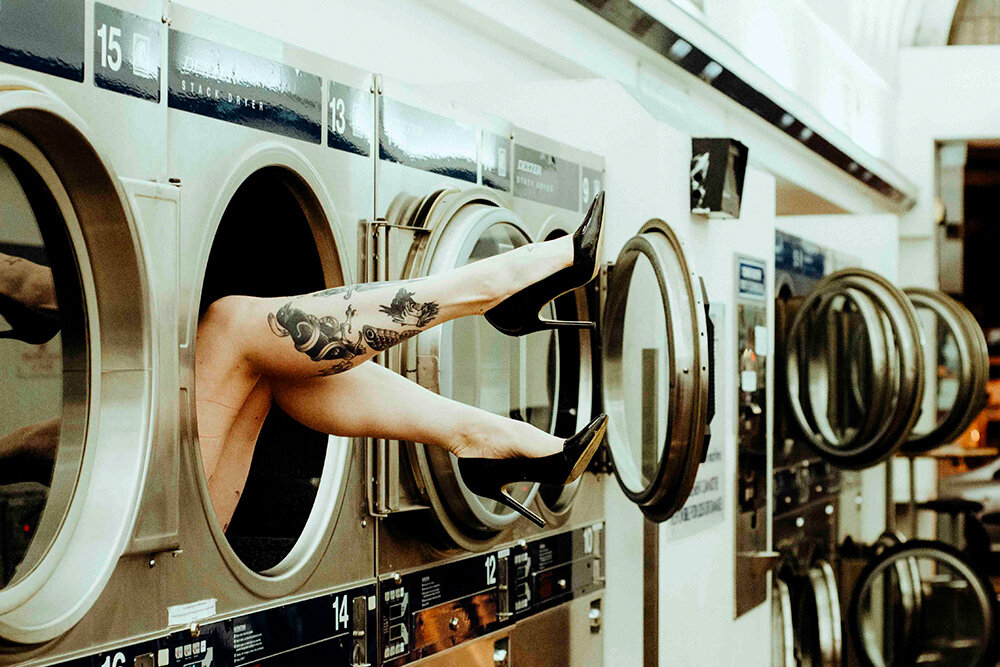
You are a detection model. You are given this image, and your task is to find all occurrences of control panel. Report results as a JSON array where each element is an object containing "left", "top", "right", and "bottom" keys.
[
  {"left": 52, "top": 583, "right": 377, "bottom": 667},
  {"left": 379, "top": 522, "right": 605, "bottom": 665}
]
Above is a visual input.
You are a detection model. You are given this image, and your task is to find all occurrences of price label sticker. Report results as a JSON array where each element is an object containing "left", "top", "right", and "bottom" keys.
[{"left": 93, "top": 3, "right": 161, "bottom": 102}]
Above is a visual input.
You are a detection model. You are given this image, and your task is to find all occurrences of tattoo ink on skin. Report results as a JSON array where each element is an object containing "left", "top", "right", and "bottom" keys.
[
  {"left": 268, "top": 301, "right": 365, "bottom": 365},
  {"left": 379, "top": 288, "right": 440, "bottom": 328},
  {"left": 267, "top": 284, "right": 440, "bottom": 376}
]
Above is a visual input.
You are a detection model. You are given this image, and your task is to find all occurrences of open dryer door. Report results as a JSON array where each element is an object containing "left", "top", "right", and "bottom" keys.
[
  {"left": 782, "top": 269, "right": 925, "bottom": 469},
  {"left": 0, "top": 91, "right": 160, "bottom": 643},
  {"left": 601, "top": 219, "right": 713, "bottom": 522},
  {"left": 847, "top": 540, "right": 998, "bottom": 667},
  {"left": 902, "top": 288, "right": 989, "bottom": 454}
]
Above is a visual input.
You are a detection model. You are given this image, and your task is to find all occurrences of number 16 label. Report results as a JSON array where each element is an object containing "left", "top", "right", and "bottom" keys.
[{"left": 94, "top": 3, "right": 161, "bottom": 102}]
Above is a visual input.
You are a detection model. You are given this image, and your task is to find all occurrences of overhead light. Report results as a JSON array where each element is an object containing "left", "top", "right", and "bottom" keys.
[
  {"left": 798, "top": 127, "right": 813, "bottom": 141},
  {"left": 779, "top": 113, "right": 794, "bottom": 127},
  {"left": 668, "top": 39, "right": 693, "bottom": 60},
  {"left": 700, "top": 61, "right": 723, "bottom": 82},
  {"left": 848, "top": 162, "right": 859, "bottom": 172}
]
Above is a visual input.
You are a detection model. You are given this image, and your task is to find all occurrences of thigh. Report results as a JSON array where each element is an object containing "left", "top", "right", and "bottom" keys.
[{"left": 271, "top": 361, "right": 473, "bottom": 447}]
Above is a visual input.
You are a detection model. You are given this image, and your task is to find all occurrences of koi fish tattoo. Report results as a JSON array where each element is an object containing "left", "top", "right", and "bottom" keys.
[{"left": 268, "top": 286, "right": 440, "bottom": 375}]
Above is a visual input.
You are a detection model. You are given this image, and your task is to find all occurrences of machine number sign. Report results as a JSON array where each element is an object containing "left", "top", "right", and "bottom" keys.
[
  {"left": 93, "top": 3, "right": 161, "bottom": 102},
  {"left": 328, "top": 80, "right": 373, "bottom": 157}
]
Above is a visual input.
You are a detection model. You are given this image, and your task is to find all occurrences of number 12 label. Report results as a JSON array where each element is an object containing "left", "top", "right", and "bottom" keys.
[{"left": 93, "top": 3, "right": 161, "bottom": 102}]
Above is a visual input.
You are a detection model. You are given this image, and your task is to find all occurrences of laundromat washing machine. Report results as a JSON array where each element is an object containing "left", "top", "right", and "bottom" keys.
[
  {"left": 3, "top": 2, "right": 383, "bottom": 664},
  {"left": 167, "top": 5, "right": 377, "bottom": 666},
  {"left": 0, "top": 0, "right": 178, "bottom": 663},
  {"left": 365, "top": 79, "right": 608, "bottom": 666}
]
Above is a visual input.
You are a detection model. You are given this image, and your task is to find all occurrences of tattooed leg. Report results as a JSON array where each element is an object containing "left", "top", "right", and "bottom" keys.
[{"left": 194, "top": 232, "right": 573, "bottom": 483}]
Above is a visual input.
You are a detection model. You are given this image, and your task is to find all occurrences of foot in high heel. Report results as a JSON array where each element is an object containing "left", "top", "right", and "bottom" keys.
[
  {"left": 485, "top": 192, "right": 606, "bottom": 337},
  {"left": 457, "top": 413, "right": 609, "bottom": 527},
  {"left": 0, "top": 293, "right": 59, "bottom": 345}
]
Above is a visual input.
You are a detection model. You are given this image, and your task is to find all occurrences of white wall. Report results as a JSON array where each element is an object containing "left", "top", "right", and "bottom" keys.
[{"left": 896, "top": 46, "right": 1000, "bottom": 287}]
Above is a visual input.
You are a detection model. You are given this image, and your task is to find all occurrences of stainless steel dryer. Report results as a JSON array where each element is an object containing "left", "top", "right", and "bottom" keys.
[
  {"left": 0, "top": 0, "right": 178, "bottom": 663},
  {"left": 366, "top": 80, "right": 607, "bottom": 666},
  {"left": 166, "top": 6, "right": 376, "bottom": 665}
]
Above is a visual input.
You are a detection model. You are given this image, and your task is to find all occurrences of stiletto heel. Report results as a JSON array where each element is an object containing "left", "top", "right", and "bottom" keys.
[
  {"left": 485, "top": 192, "right": 605, "bottom": 337},
  {"left": 458, "top": 413, "right": 609, "bottom": 527},
  {"left": 497, "top": 489, "right": 545, "bottom": 527},
  {"left": 0, "top": 293, "right": 59, "bottom": 345}
]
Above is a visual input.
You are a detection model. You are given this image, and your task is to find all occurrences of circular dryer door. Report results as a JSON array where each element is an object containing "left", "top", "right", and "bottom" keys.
[
  {"left": 602, "top": 219, "right": 711, "bottom": 522},
  {"left": 195, "top": 165, "right": 352, "bottom": 585},
  {"left": 773, "top": 578, "right": 797, "bottom": 667},
  {"left": 0, "top": 95, "right": 153, "bottom": 642},
  {"left": 791, "top": 559, "right": 843, "bottom": 667},
  {"left": 784, "top": 269, "right": 925, "bottom": 468},
  {"left": 401, "top": 188, "right": 555, "bottom": 548},
  {"left": 903, "top": 289, "right": 989, "bottom": 454},
  {"left": 848, "top": 540, "right": 998, "bottom": 667}
]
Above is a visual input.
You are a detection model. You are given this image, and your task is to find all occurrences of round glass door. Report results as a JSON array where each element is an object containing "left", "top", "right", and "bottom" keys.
[
  {"left": 406, "top": 190, "right": 553, "bottom": 547},
  {"left": 849, "top": 540, "right": 998, "bottom": 667},
  {"left": 0, "top": 98, "right": 152, "bottom": 643},
  {"left": 0, "top": 151, "right": 85, "bottom": 592},
  {"left": 784, "top": 269, "right": 925, "bottom": 469},
  {"left": 602, "top": 219, "right": 710, "bottom": 522},
  {"left": 903, "top": 289, "right": 989, "bottom": 454}
]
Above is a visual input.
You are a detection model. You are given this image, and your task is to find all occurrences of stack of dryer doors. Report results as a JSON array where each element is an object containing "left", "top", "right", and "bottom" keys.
[
  {"left": 170, "top": 7, "right": 375, "bottom": 665},
  {"left": 0, "top": 1, "right": 181, "bottom": 663},
  {"left": 784, "top": 268, "right": 925, "bottom": 469}
]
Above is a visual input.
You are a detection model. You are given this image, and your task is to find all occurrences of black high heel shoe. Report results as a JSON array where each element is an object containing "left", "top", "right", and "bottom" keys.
[
  {"left": 457, "top": 413, "right": 609, "bottom": 527},
  {"left": 485, "top": 192, "right": 606, "bottom": 336},
  {"left": 0, "top": 293, "right": 60, "bottom": 345}
]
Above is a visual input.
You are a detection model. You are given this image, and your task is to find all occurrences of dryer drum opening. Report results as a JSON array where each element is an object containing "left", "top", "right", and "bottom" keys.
[{"left": 197, "top": 167, "right": 347, "bottom": 575}]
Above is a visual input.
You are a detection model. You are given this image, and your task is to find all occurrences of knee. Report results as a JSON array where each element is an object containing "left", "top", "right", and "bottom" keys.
[{"left": 200, "top": 295, "right": 253, "bottom": 336}]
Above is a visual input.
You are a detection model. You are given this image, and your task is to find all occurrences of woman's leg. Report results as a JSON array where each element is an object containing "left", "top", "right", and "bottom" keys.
[
  {"left": 195, "top": 235, "right": 573, "bottom": 473},
  {"left": 0, "top": 252, "right": 58, "bottom": 314},
  {"left": 272, "top": 361, "right": 562, "bottom": 460}
]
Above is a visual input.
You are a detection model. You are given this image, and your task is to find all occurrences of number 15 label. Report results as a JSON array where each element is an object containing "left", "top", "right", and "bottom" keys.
[{"left": 93, "top": 3, "right": 161, "bottom": 102}]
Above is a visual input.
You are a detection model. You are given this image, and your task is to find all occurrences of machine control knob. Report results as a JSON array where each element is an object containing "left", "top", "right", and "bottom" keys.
[
  {"left": 449, "top": 617, "right": 459, "bottom": 631},
  {"left": 557, "top": 579, "right": 568, "bottom": 591}
]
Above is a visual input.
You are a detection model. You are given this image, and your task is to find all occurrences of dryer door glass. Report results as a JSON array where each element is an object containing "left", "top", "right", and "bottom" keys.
[
  {"left": 0, "top": 152, "right": 86, "bottom": 590},
  {"left": 197, "top": 167, "right": 349, "bottom": 575},
  {"left": 603, "top": 220, "right": 710, "bottom": 522},
  {"left": 849, "top": 541, "right": 997, "bottom": 667},
  {"left": 903, "top": 289, "right": 989, "bottom": 454},
  {"left": 442, "top": 220, "right": 551, "bottom": 524}
]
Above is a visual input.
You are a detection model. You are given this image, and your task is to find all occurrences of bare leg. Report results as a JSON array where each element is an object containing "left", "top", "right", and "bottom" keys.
[
  {"left": 0, "top": 252, "right": 58, "bottom": 314},
  {"left": 196, "top": 235, "right": 573, "bottom": 472},
  {"left": 272, "top": 362, "right": 561, "bottom": 460},
  {"left": 0, "top": 418, "right": 60, "bottom": 460}
]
